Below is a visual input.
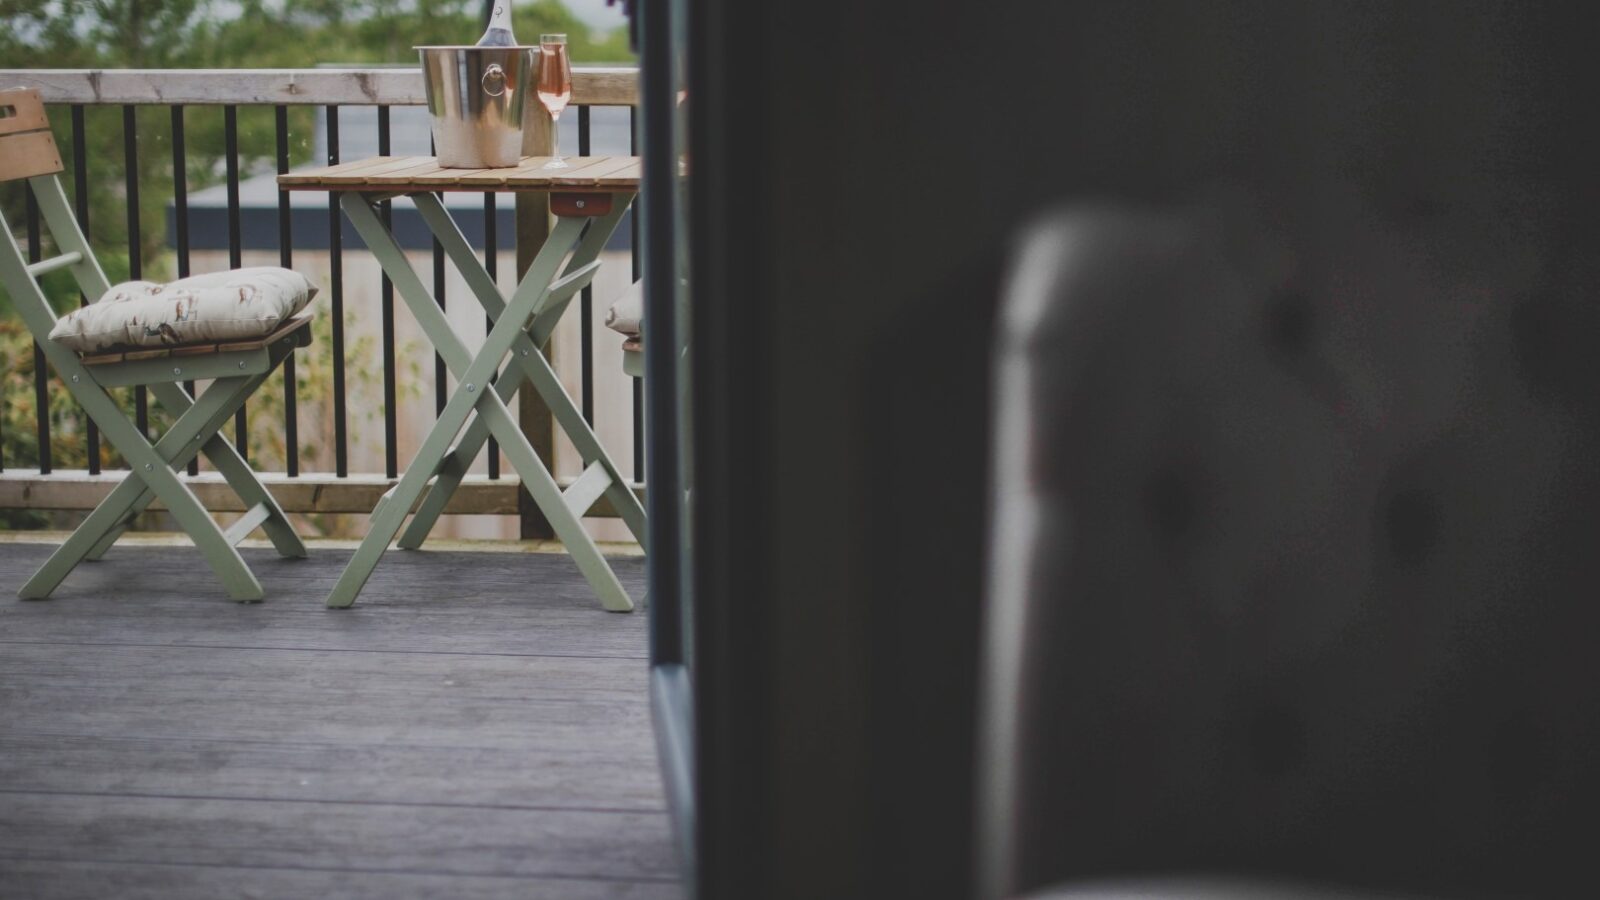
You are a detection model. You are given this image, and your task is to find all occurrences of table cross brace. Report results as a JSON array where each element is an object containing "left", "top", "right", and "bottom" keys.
[
  {"left": 326, "top": 191, "right": 641, "bottom": 611},
  {"left": 399, "top": 192, "right": 648, "bottom": 549}
]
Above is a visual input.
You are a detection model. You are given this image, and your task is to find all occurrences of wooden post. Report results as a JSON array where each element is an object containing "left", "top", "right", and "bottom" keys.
[{"left": 515, "top": 88, "right": 557, "bottom": 539}]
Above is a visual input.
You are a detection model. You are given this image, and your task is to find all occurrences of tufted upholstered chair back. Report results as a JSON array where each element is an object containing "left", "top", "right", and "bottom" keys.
[{"left": 980, "top": 187, "right": 1600, "bottom": 900}]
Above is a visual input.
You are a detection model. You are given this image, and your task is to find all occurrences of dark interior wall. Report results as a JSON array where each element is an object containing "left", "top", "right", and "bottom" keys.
[{"left": 692, "top": 3, "right": 1597, "bottom": 899}]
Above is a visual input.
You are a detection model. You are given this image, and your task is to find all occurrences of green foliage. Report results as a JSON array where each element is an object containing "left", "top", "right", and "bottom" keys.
[
  {"left": 1, "top": 311, "right": 139, "bottom": 472},
  {"left": 0, "top": 0, "right": 631, "bottom": 67},
  {"left": 203, "top": 1, "right": 632, "bottom": 68}
]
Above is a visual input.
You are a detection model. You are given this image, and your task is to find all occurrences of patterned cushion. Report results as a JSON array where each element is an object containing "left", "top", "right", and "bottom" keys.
[
  {"left": 49, "top": 267, "right": 318, "bottom": 353},
  {"left": 605, "top": 281, "right": 643, "bottom": 338}
]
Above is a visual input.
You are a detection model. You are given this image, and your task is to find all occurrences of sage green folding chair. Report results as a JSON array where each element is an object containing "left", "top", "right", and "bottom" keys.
[{"left": 0, "top": 87, "right": 311, "bottom": 602}]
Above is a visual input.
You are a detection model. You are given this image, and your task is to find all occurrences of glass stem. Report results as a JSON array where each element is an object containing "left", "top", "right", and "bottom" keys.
[{"left": 550, "top": 113, "right": 560, "bottom": 160}]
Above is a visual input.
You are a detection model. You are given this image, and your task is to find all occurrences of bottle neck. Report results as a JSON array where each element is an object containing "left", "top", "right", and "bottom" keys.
[
  {"left": 478, "top": 3, "right": 515, "bottom": 45},
  {"left": 486, "top": 3, "right": 512, "bottom": 32}
]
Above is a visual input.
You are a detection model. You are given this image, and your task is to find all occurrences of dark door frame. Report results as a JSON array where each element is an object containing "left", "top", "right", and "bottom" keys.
[
  {"left": 682, "top": 1, "right": 774, "bottom": 898},
  {"left": 638, "top": 0, "right": 701, "bottom": 891}
]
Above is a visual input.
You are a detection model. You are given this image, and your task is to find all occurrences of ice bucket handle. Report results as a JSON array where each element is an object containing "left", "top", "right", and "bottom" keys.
[{"left": 481, "top": 63, "right": 507, "bottom": 98}]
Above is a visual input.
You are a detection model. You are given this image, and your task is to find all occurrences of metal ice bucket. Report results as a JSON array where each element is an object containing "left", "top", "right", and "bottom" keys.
[{"left": 417, "top": 45, "right": 534, "bottom": 168}]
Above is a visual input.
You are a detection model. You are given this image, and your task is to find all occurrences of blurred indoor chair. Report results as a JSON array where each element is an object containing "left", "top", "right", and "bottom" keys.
[{"left": 980, "top": 191, "right": 1600, "bottom": 900}]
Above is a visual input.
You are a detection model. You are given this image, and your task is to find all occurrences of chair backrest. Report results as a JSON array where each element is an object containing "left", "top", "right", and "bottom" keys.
[
  {"left": 0, "top": 88, "right": 63, "bottom": 183},
  {"left": 0, "top": 87, "right": 110, "bottom": 349},
  {"left": 981, "top": 192, "right": 1600, "bottom": 899}
]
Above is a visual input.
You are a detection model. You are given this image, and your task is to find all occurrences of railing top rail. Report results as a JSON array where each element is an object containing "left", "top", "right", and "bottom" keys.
[{"left": 0, "top": 67, "right": 638, "bottom": 107}]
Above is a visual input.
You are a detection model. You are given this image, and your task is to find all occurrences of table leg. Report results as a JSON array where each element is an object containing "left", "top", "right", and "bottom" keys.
[
  {"left": 400, "top": 193, "right": 646, "bottom": 550},
  {"left": 328, "top": 193, "right": 633, "bottom": 610}
]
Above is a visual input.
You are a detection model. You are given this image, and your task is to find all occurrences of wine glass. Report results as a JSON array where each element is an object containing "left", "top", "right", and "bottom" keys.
[{"left": 537, "top": 33, "right": 572, "bottom": 169}]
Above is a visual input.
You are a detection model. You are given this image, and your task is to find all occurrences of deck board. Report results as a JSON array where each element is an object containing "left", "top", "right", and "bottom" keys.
[
  {"left": 0, "top": 542, "right": 680, "bottom": 899},
  {"left": 0, "top": 793, "right": 676, "bottom": 880},
  {"left": 0, "top": 861, "right": 683, "bottom": 900}
]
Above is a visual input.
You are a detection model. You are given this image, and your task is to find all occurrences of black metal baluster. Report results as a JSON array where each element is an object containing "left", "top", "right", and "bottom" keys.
[
  {"left": 171, "top": 105, "right": 198, "bottom": 475},
  {"left": 25, "top": 186, "right": 49, "bottom": 474},
  {"left": 578, "top": 105, "right": 594, "bottom": 426},
  {"left": 171, "top": 109, "right": 189, "bottom": 277},
  {"left": 484, "top": 191, "right": 499, "bottom": 479},
  {"left": 124, "top": 105, "right": 148, "bottom": 439},
  {"left": 73, "top": 105, "right": 99, "bottom": 474},
  {"left": 433, "top": 195, "right": 448, "bottom": 416},
  {"left": 430, "top": 136, "right": 447, "bottom": 417},
  {"left": 171, "top": 109, "right": 191, "bottom": 281},
  {"left": 327, "top": 106, "right": 348, "bottom": 477},
  {"left": 224, "top": 106, "right": 247, "bottom": 460},
  {"left": 378, "top": 107, "right": 398, "bottom": 479},
  {"left": 276, "top": 106, "right": 299, "bottom": 478},
  {"left": 630, "top": 107, "right": 643, "bottom": 478}
]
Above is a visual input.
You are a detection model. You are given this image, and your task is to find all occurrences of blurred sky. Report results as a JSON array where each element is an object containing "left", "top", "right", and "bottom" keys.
[{"left": 560, "top": 0, "right": 628, "bottom": 31}]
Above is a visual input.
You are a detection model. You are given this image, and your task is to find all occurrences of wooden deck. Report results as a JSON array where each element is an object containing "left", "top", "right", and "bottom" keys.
[{"left": 0, "top": 539, "right": 680, "bottom": 899}]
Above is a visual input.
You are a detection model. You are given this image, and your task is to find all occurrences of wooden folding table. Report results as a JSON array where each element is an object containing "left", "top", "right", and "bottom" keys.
[{"left": 279, "top": 155, "right": 647, "bottom": 610}]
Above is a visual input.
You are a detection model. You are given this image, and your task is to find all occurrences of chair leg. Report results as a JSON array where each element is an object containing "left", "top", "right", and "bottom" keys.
[
  {"left": 149, "top": 381, "right": 308, "bottom": 560},
  {"left": 20, "top": 375, "right": 267, "bottom": 601},
  {"left": 154, "top": 473, "right": 264, "bottom": 602},
  {"left": 77, "top": 372, "right": 297, "bottom": 563},
  {"left": 21, "top": 474, "right": 155, "bottom": 599}
]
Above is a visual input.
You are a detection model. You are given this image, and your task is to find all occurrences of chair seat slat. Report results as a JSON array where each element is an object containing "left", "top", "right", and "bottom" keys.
[
  {"left": 122, "top": 347, "right": 172, "bottom": 362},
  {"left": 170, "top": 343, "right": 224, "bottom": 357},
  {"left": 78, "top": 315, "right": 312, "bottom": 365},
  {"left": 217, "top": 315, "right": 312, "bottom": 352}
]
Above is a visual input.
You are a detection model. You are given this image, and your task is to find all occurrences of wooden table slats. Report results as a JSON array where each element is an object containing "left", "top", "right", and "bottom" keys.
[
  {"left": 278, "top": 156, "right": 641, "bottom": 192},
  {"left": 315, "top": 156, "right": 442, "bottom": 184},
  {"left": 362, "top": 158, "right": 486, "bottom": 185},
  {"left": 455, "top": 155, "right": 611, "bottom": 186},
  {"left": 552, "top": 155, "right": 643, "bottom": 187}
]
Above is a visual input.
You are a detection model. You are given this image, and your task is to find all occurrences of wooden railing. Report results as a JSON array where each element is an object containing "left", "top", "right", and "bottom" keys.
[
  {"left": 0, "top": 67, "right": 642, "bottom": 533},
  {"left": 9, "top": 68, "right": 638, "bottom": 107}
]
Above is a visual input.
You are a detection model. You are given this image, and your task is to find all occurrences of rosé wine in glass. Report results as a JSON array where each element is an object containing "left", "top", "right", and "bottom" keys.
[{"left": 537, "top": 34, "right": 572, "bottom": 169}]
